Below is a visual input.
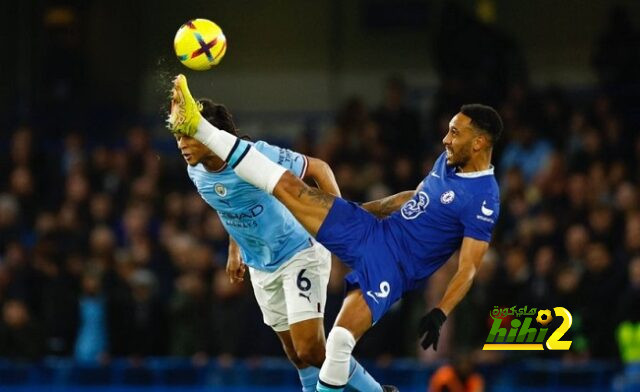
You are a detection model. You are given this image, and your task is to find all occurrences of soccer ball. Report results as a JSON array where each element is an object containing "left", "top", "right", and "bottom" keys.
[{"left": 174, "top": 19, "right": 227, "bottom": 71}]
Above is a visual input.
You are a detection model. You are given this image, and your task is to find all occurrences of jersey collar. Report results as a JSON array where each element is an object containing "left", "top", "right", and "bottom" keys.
[
  {"left": 209, "top": 162, "right": 228, "bottom": 173},
  {"left": 455, "top": 165, "right": 495, "bottom": 178}
]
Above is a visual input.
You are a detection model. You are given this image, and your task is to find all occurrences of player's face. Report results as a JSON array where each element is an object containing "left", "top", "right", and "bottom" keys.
[
  {"left": 442, "top": 113, "right": 476, "bottom": 167},
  {"left": 175, "top": 134, "right": 214, "bottom": 166}
]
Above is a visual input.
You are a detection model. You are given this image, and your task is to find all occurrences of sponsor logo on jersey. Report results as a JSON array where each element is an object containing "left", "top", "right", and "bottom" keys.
[
  {"left": 401, "top": 191, "right": 430, "bottom": 220},
  {"left": 430, "top": 171, "right": 440, "bottom": 178},
  {"left": 214, "top": 183, "right": 227, "bottom": 197},
  {"left": 218, "top": 205, "right": 264, "bottom": 220},
  {"left": 440, "top": 190, "right": 455, "bottom": 204},
  {"left": 481, "top": 200, "right": 494, "bottom": 216}
]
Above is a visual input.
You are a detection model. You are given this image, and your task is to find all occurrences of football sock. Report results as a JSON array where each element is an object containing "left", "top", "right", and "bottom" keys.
[
  {"left": 317, "top": 327, "right": 354, "bottom": 392},
  {"left": 195, "top": 117, "right": 286, "bottom": 193},
  {"left": 299, "top": 366, "right": 320, "bottom": 392},
  {"left": 316, "top": 382, "right": 345, "bottom": 392},
  {"left": 346, "top": 358, "right": 382, "bottom": 392}
]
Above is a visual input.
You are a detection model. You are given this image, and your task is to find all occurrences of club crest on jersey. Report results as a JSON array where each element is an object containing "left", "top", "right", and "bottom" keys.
[
  {"left": 214, "top": 183, "right": 227, "bottom": 197},
  {"left": 440, "top": 190, "right": 455, "bottom": 204},
  {"left": 401, "top": 191, "right": 429, "bottom": 220}
]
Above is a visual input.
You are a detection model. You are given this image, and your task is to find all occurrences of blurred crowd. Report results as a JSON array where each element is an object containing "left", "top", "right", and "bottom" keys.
[
  {"left": 1, "top": 78, "right": 639, "bottom": 365},
  {"left": 1, "top": 4, "right": 640, "bottom": 370}
]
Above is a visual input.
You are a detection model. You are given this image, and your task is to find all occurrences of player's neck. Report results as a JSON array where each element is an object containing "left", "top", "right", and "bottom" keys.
[
  {"left": 202, "top": 155, "right": 227, "bottom": 172},
  {"left": 458, "top": 152, "right": 491, "bottom": 173}
]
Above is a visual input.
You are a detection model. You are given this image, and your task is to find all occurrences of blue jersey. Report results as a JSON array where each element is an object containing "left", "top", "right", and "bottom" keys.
[
  {"left": 188, "top": 140, "right": 311, "bottom": 272},
  {"left": 317, "top": 151, "right": 500, "bottom": 322},
  {"left": 383, "top": 152, "right": 500, "bottom": 284}
]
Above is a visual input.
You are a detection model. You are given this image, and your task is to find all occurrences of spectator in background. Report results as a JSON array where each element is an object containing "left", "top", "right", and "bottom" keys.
[
  {"left": 0, "top": 299, "right": 44, "bottom": 360},
  {"left": 622, "top": 212, "right": 640, "bottom": 264},
  {"left": 580, "top": 243, "right": 624, "bottom": 357},
  {"left": 89, "top": 193, "right": 116, "bottom": 227},
  {"left": 209, "top": 268, "right": 257, "bottom": 357},
  {"left": 319, "top": 97, "right": 379, "bottom": 165},
  {"left": 500, "top": 246, "right": 531, "bottom": 304},
  {"left": 555, "top": 265, "right": 589, "bottom": 358},
  {"left": 3, "top": 242, "right": 37, "bottom": 309},
  {"left": 169, "top": 271, "right": 211, "bottom": 358},
  {"left": 9, "top": 166, "right": 38, "bottom": 227},
  {"left": 429, "top": 353, "right": 484, "bottom": 392},
  {"left": 0, "top": 194, "right": 21, "bottom": 253},
  {"left": 372, "top": 76, "right": 421, "bottom": 161},
  {"left": 34, "top": 239, "right": 78, "bottom": 356},
  {"left": 616, "top": 257, "right": 640, "bottom": 363},
  {"left": 525, "top": 245, "right": 556, "bottom": 308},
  {"left": 500, "top": 123, "right": 553, "bottom": 183},
  {"left": 61, "top": 133, "right": 86, "bottom": 176},
  {"left": 122, "top": 269, "right": 166, "bottom": 357},
  {"left": 564, "top": 225, "right": 590, "bottom": 269},
  {"left": 74, "top": 268, "right": 108, "bottom": 363}
]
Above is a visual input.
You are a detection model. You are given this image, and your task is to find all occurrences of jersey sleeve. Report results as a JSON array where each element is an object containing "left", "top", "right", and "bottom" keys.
[
  {"left": 460, "top": 193, "right": 500, "bottom": 242},
  {"left": 253, "top": 140, "right": 308, "bottom": 178}
]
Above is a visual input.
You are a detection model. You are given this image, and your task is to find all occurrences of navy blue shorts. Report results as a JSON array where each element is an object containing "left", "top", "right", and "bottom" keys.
[{"left": 316, "top": 198, "right": 407, "bottom": 323}]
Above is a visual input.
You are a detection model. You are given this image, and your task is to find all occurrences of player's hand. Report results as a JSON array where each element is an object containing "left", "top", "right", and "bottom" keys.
[
  {"left": 418, "top": 308, "right": 447, "bottom": 351},
  {"left": 226, "top": 252, "right": 246, "bottom": 284}
]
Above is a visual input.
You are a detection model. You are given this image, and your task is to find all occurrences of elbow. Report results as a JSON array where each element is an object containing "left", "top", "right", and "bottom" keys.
[
  {"left": 307, "top": 157, "right": 330, "bottom": 177},
  {"left": 306, "top": 158, "right": 332, "bottom": 181}
]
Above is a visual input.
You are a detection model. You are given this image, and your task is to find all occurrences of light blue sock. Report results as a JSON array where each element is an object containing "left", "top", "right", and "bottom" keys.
[
  {"left": 316, "top": 381, "right": 345, "bottom": 392},
  {"left": 346, "top": 358, "right": 383, "bottom": 392},
  {"left": 298, "top": 366, "right": 320, "bottom": 392}
]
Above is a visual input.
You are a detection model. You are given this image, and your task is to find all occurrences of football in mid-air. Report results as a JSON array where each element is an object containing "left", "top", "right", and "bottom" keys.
[{"left": 174, "top": 19, "right": 227, "bottom": 71}]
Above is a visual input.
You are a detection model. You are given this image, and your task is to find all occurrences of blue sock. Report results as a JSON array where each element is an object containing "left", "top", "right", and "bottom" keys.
[
  {"left": 298, "top": 366, "right": 320, "bottom": 392},
  {"left": 346, "top": 358, "right": 382, "bottom": 392}
]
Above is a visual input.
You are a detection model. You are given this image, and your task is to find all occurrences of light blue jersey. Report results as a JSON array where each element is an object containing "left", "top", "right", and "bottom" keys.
[{"left": 188, "top": 140, "right": 311, "bottom": 272}]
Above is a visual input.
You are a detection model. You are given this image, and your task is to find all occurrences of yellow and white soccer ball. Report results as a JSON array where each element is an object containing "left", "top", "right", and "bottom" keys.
[{"left": 174, "top": 19, "right": 227, "bottom": 71}]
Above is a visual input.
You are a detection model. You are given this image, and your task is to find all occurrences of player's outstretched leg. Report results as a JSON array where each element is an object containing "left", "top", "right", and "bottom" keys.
[
  {"left": 275, "top": 327, "right": 321, "bottom": 392},
  {"left": 317, "top": 290, "right": 388, "bottom": 392},
  {"left": 168, "top": 74, "right": 333, "bottom": 235}
]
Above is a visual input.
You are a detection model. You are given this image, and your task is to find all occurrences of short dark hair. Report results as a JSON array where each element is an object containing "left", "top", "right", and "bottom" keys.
[
  {"left": 460, "top": 104, "right": 503, "bottom": 144},
  {"left": 198, "top": 98, "right": 238, "bottom": 136}
]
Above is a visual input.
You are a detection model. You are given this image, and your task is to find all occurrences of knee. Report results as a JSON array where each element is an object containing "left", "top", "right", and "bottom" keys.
[
  {"left": 282, "top": 344, "right": 307, "bottom": 369},
  {"left": 325, "top": 326, "right": 355, "bottom": 359},
  {"left": 295, "top": 339, "right": 325, "bottom": 368}
]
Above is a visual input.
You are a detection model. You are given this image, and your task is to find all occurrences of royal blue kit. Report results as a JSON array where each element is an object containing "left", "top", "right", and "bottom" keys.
[{"left": 317, "top": 152, "right": 500, "bottom": 322}]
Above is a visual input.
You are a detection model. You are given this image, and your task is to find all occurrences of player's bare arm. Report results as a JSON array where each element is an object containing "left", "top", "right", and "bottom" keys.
[
  {"left": 437, "top": 237, "right": 489, "bottom": 314},
  {"left": 419, "top": 237, "right": 489, "bottom": 351},
  {"left": 304, "top": 157, "right": 341, "bottom": 197},
  {"left": 226, "top": 236, "right": 246, "bottom": 283},
  {"left": 361, "top": 191, "right": 415, "bottom": 218}
]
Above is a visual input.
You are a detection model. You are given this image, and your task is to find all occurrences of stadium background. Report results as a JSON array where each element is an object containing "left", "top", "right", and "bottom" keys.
[{"left": 1, "top": 0, "right": 640, "bottom": 391}]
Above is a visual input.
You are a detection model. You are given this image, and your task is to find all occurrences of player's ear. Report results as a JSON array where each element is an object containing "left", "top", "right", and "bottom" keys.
[
  {"left": 479, "top": 132, "right": 493, "bottom": 151},
  {"left": 472, "top": 133, "right": 485, "bottom": 152}
]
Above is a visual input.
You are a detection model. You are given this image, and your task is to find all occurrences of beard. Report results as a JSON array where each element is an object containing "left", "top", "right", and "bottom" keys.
[{"left": 446, "top": 143, "right": 472, "bottom": 168}]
